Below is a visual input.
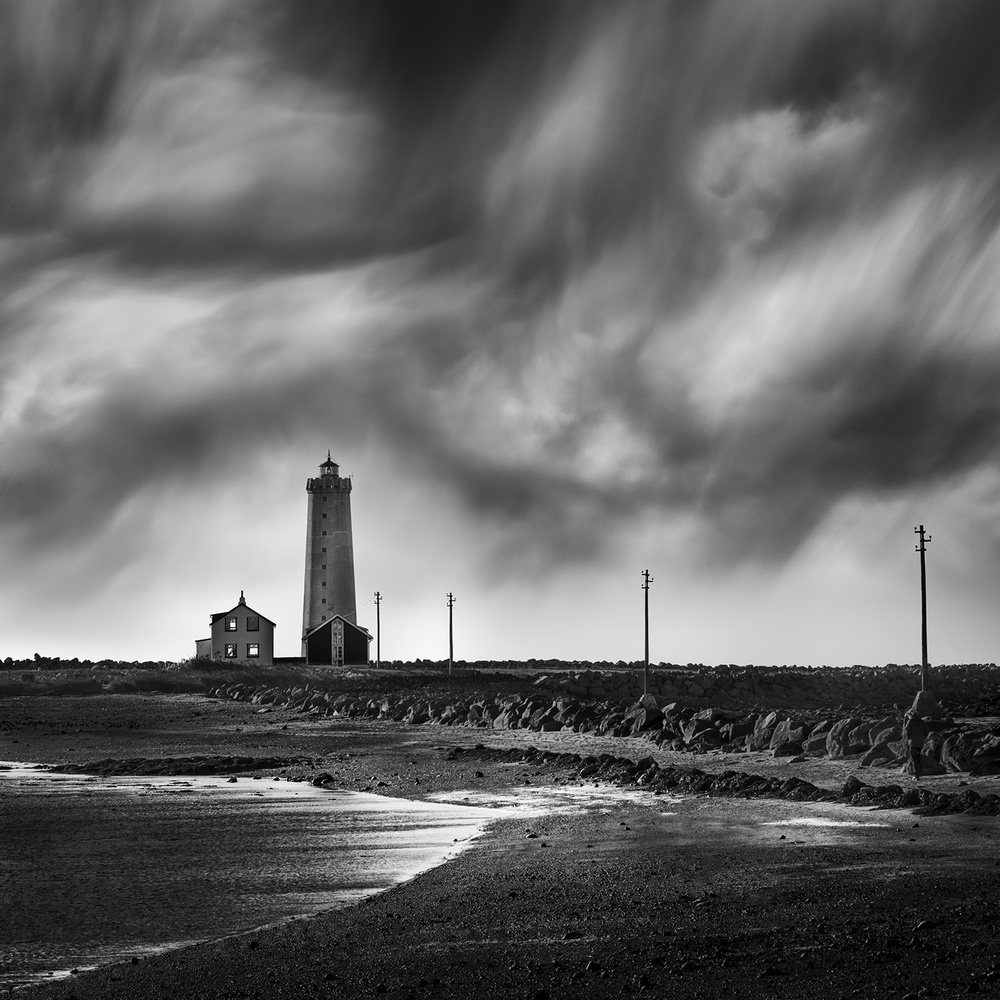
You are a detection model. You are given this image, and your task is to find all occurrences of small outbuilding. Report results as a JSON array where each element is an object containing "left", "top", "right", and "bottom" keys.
[
  {"left": 302, "top": 614, "right": 371, "bottom": 666},
  {"left": 195, "top": 592, "right": 276, "bottom": 665}
]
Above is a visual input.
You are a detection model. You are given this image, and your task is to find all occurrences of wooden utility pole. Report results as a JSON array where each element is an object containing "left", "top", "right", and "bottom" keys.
[
  {"left": 914, "top": 525, "right": 932, "bottom": 691},
  {"left": 641, "top": 569, "right": 653, "bottom": 697},
  {"left": 374, "top": 591, "right": 381, "bottom": 670},
  {"left": 446, "top": 592, "right": 455, "bottom": 676}
]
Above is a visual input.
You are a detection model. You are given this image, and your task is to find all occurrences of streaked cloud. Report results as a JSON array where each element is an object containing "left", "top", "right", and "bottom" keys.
[{"left": 2, "top": 0, "right": 1000, "bottom": 661}]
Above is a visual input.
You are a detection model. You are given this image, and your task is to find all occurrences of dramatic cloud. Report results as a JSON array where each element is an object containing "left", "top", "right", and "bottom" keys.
[{"left": 3, "top": 0, "right": 1000, "bottom": 660}]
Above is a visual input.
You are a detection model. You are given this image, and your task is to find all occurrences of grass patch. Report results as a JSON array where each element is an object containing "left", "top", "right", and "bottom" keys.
[{"left": 0, "top": 661, "right": 325, "bottom": 699}]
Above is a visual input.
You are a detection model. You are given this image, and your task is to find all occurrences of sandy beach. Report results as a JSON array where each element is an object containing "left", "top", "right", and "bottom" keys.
[{"left": 5, "top": 692, "right": 1000, "bottom": 1000}]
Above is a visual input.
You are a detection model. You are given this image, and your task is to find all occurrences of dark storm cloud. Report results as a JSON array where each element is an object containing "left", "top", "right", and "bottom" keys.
[{"left": 5, "top": 0, "right": 1000, "bottom": 566}]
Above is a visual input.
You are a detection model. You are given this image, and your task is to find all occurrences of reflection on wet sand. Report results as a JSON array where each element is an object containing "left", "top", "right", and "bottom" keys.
[{"left": 0, "top": 763, "right": 495, "bottom": 989}]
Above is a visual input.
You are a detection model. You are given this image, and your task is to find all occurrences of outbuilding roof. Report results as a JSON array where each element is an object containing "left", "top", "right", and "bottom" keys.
[{"left": 302, "top": 614, "right": 371, "bottom": 641}]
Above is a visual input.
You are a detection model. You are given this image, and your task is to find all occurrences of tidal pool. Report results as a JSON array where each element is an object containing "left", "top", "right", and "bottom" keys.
[{"left": 0, "top": 763, "right": 496, "bottom": 989}]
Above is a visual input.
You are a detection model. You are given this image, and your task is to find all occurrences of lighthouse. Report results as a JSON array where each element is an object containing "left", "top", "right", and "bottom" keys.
[{"left": 302, "top": 453, "right": 357, "bottom": 642}]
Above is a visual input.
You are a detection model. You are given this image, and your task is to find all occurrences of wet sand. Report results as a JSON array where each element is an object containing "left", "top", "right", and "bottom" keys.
[{"left": 6, "top": 693, "right": 1000, "bottom": 999}]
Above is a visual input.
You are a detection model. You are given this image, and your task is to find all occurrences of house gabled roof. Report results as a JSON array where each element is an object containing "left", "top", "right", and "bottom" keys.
[
  {"left": 210, "top": 600, "right": 277, "bottom": 628},
  {"left": 302, "top": 614, "right": 372, "bottom": 641}
]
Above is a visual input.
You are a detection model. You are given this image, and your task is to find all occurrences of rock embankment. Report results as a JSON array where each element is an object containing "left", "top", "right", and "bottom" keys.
[
  {"left": 206, "top": 665, "right": 1000, "bottom": 779},
  {"left": 439, "top": 744, "right": 1000, "bottom": 817},
  {"left": 547, "top": 662, "right": 1000, "bottom": 709}
]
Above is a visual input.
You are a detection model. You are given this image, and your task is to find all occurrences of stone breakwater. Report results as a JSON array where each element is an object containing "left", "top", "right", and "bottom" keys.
[
  {"left": 546, "top": 661, "right": 1000, "bottom": 709},
  {"left": 206, "top": 663, "right": 1000, "bottom": 783},
  {"left": 319, "top": 661, "right": 1000, "bottom": 708}
]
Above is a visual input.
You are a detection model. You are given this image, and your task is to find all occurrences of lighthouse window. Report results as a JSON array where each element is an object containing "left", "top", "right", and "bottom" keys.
[
  {"left": 321, "top": 564, "right": 326, "bottom": 570},
  {"left": 246, "top": 616, "right": 259, "bottom": 631},
  {"left": 321, "top": 547, "right": 327, "bottom": 553},
  {"left": 224, "top": 643, "right": 237, "bottom": 658},
  {"left": 225, "top": 617, "right": 237, "bottom": 632},
  {"left": 321, "top": 581, "right": 327, "bottom": 587},
  {"left": 322, "top": 513, "right": 327, "bottom": 519},
  {"left": 321, "top": 598, "right": 327, "bottom": 604},
  {"left": 322, "top": 531, "right": 327, "bottom": 536},
  {"left": 247, "top": 643, "right": 259, "bottom": 658}
]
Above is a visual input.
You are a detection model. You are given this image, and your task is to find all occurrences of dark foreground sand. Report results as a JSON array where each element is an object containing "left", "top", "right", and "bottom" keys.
[{"left": 5, "top": 694, "right": 1000, "bottom": 999}]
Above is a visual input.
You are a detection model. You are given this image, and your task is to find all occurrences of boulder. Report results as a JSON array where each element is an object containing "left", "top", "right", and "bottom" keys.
[
  {"left": 681, "top": 718, "right": 719, "bottom": 743},
  {"left": 842, "top": 775, "right": 870, "bottom": 797},
  {"left": 692, "top": 707, "right": 728, "bottom": 723},
  {"left": 871, "top": 725, "right": 902, "bottom": 746},
  {"left": 688, "top": 731, "right": 725, "bottom": 751},
  {"left": 910, "top": 689, "right": 944, "bottom": 718},
  {"left": 404, "top": 703, "right": 429, "bottom": 725},
  {"left": 860, "top": 743, "right": 899, "bottom": 767},
  {"left": 527, "top": 707, "right": 554, "bottom": 729},
  {"left": 721, "top": 718, "right": 755, "bottom": 742},
  {"left": 847, "top": 722, "right": 875, "bottom": 746},
  {"left": 748, "top": 712, "right": 780, "bottom": 751},
  {"left": 623, "top": 701, "right": 665, "bottom": 733},
  {"left": 826, "top": 718, "right": 864, "bottom": 758},
  {"left": 940, "top": 733, "right": 1000, "bottom": 774},
  {"left": 438, "top": 704, "right": 460, "bottom": 724},
  {"left": 768, "top": 719, "right": 808, "bottom": 752},
  {"left": 491, "top": 708, "right": 517, "bottom": 729}
]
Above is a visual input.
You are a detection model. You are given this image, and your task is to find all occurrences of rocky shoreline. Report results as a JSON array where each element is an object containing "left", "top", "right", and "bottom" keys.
[
  {"left": 205, "top": 666, "right": 1000, "bottom": 815},
  {"left": 6, "top": 684, "right": 1000, "bottom": 999}
]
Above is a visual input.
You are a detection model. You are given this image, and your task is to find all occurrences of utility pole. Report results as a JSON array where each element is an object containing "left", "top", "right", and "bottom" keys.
[
  {"left": 914, "top": 525, "right": 931, "bottom": 691},
  {"left": 374, "top": 591, "right": 381, "bottom": 670},
  {"left": 446, "top": 592, "right": 455, "bottom": 676},
  {"left": 641, "top": 569, "right": 653, "bottom": 697}
]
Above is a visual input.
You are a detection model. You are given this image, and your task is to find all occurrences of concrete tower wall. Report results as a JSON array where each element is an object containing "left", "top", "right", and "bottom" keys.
[{"left": 302, "top": 460, "right": 357, "bottom": 638}]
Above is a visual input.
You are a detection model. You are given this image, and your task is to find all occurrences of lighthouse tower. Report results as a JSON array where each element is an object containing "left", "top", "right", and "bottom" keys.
[{"left": 302, "top": 453, "right": 357, "bottom": 641}]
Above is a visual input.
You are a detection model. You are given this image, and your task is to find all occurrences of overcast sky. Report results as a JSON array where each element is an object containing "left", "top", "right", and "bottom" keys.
[{"left": 2, "top": 0, "right": 1000, "bottom": 666}]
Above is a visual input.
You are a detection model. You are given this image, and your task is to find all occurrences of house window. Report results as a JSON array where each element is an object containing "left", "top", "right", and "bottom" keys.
[
  {"left": 321, "top": 564, "right": 326, "bottom": 570},
  {"left": 321, "top": 581, "right": 327, "bottom": 587},
  {"left": 322, "top": 513, "right": 327, "bottom": 519},
  {"left": 247, "top": 643, "right": 259, "bottom": 658},
  {"left": 321, "top": 598, "right": 327, "bottom": 604},
  {"left": 246, "top": 616, "right": 259, "bottom": 632},
  {"left": 321, "top": 547, "right": 327, "bottom": 553},
  {"left": 225, "top": 617, "right": 237, "bottom": 632},
  {"left": 224, "top": 643, "right": 237, "bottom": 658},
  {"left": 322, "top": 531, "right": 327, "bottom": 536}
]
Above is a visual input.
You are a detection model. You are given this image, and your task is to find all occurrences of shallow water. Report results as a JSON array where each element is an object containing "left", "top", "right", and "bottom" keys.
[
  {"left": 0, "top": 763, "right": 495, "bottom": 989},
  {"left": 428, "top": 783, "right": 676, "bottom": 815}
]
